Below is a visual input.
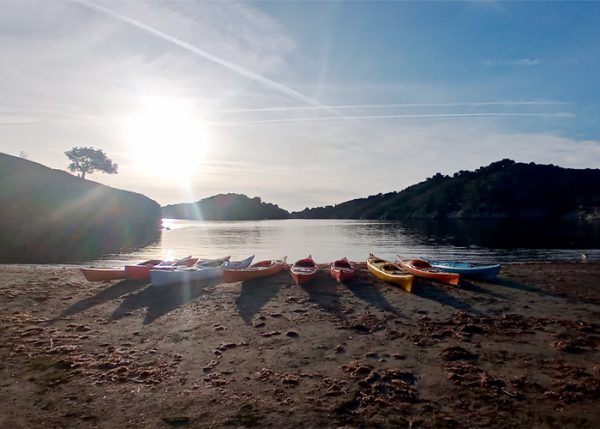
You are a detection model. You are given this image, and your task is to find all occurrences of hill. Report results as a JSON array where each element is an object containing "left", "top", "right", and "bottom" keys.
[
  {"left": 162, "top": 193, "right": 290, "bottom": 220},
  {"left": 292, "top": 159, "right": 600, "bottom": 221},
  {"left": 0, "top": 153, "right": 161, "bottom": 263}
]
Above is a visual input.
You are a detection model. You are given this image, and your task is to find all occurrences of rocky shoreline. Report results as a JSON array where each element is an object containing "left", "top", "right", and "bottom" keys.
[{"left": 1, "top": 262, "right": 599, "bottom": 428}]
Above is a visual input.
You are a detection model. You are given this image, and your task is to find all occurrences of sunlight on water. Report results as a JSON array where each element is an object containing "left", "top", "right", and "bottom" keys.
[{"left": 87, "top": 219, "right": 600, "bottom": 266}]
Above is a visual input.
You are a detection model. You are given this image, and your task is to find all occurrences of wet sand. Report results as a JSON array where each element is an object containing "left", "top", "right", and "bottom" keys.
[{"left": 1, "top": 262, "right": 599, "bottom": 428}]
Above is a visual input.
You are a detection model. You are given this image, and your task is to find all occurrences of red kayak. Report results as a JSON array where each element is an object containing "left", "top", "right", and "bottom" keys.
[
  {"left": 125, "top": 256, "right": 197, "bottom": 281},
  {"left": 330, "top": 257, "right": 356, "bottom": 283},
  {"left": 81, "top": 267, "right": 129, "bottom": 282},
  {"left": 290, "top": 255, "right": 318, "bottom": 285}
]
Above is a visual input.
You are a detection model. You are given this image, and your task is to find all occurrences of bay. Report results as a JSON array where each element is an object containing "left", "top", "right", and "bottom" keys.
[{"left": 87, "top": 218, "right": 600, "bottom": 266}]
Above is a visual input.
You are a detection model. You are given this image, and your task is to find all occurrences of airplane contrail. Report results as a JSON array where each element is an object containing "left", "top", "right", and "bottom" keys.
[
  {"left": 77, "top": 1, "right": 335, "bottom": 112},
  {"left": 218, "top": 101, "right": 567, "bottom": 113},
  {"left": 209, "top": 112, "right": 574, "bottom": 126}
]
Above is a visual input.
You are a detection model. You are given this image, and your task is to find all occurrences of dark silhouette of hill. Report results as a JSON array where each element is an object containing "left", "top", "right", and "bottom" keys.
[
  {"left": 162, "top": 193, "right": 290, "bottom": 220},
  {"left": 0, "top": 153, "right": 161, "bottom": 263},
  {"left": 292, "top": 160, "right": 600, "bottom": 221}
]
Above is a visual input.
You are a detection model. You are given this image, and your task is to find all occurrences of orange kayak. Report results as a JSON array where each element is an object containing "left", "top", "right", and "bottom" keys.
[
  {"left": 330, "top": 257, "right": 356, "bottom": 283},
  {"left": 223, "top": 257, "right": 287, "bottom": 283},
  {"left": 290, "top": 255, "right": 318, "bottom": 285},
  {"left": 396, "top": 257, "right": 460, "bottom": 286}
]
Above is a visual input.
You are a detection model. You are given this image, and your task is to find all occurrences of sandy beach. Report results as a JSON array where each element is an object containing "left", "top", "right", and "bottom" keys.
[{"left": 1, "top": 261, "right": 599, "bottom": 428}]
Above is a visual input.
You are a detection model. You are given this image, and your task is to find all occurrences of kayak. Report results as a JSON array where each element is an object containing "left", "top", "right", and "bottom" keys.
[
  {"left": 224, "top": 255, "right": 255, "bottom": 270},
  {"left": 330, "top": 257, "right": 356, "bottom": 283},
  {"left": 125, "top": 256, "right": 196, "bottom": 281},
  {"left": 290, "top": 255, "right": 318, "bottom": 285},
  {"left": 396, "top": 257, "right": 460, "bottom": 286},
  {"left": 81, "top": 259, "right": 162, "bottom": 282},
  {"left": 223, "top": 257, "right": 287, "bottom": 283},
  {"left": 80, "top": 267, "right": 128, "bottom": 282},
  {"left": 366, "top": 254, "right": 414, "bottom": 292},
  {"left": 422, "top": 259, "right": 501, "bottom": 281},
  {"left": 149, "top": 256, "right": 231, "bottom": 286}
]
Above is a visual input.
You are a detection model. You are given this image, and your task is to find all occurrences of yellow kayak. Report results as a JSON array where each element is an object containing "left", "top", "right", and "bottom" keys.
[{"left": 367, "top": 254, "right": 414, "bottom": 293}]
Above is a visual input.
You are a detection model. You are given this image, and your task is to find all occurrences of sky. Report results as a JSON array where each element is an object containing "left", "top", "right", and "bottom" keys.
[{"left": 1, "top": 0, "right": 599, "bottom": 212}]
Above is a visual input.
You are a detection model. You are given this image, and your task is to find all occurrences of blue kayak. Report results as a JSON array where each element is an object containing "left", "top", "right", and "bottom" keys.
[{"left": 422, "top": 259, "right": 501, "bottom": 281}]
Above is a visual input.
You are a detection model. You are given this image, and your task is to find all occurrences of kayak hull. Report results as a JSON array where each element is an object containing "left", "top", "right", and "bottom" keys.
[
  {"left": 397, "top": 257, "right": 460, "bottom": 286},
  {"left": 367, "top": 254, "right": 414, "bottom": 292},
  {"left": 426, "top": 260, "right": 501, "bottom": 280},
  {"left": 149, "top": 256, "right": 252, "bottom": 287},
  {"left": 150, "top": 265, "right": 224, "bottom": 286},
  {"left": 223, "top": 257, "right": 287, "bottom": 283},
  {"left": 330, "top": 258, "right": 356, "bottom": 283},
  {"left": 291, "top": 256, "right": 318, "bottom": 285},
  {"left": 81, "top": 268, "right": 127, "bottom": 282}
]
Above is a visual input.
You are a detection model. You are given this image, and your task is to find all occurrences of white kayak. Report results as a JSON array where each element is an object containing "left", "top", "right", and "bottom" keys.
[{"left": 149, "top": 256, "right": 254, "bottom": 286}]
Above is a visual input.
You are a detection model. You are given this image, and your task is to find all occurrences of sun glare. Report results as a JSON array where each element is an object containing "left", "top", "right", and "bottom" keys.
[{"left": 124, "top": 97, "right": 208, "bottom": 180}]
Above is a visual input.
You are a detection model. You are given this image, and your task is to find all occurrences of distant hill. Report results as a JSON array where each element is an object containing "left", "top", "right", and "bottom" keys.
[
  {"left": 292, "top": 159, "right": 600, "bottom": 221},
  {"left": 162, "top": 193, "right": 290, "bottom": 220},
  {"left": 0, "top": 153, "right": 161, "bottom": 263}
]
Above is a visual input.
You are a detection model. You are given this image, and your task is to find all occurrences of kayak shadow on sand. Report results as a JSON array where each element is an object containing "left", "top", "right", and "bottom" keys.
[
  {"left": 235, "top": 272, "right": 287, "bottom": 324},
  {"left": 53, "top": 279, "right": 149, "bottom": 321},
  {"left": 459, "top": 280, "right": 507, "bottom": 300},
  {"left": 345, "top": 271, "right": 399, "bottom": 314},
  {"left": 111, "top": 278, "right": 223, "bottom": 325},
  {"left": 492, "top": 277, "right": 552, "bottom": 296},
  {"left": 300, "top": 271, "right": 345, "bottom": 318},
  {"left": 413, "top": 281, "right": 482, "bottom": 314}
]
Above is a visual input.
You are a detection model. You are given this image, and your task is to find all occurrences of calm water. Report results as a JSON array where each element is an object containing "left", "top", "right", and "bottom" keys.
[{"left": 87, "top": 218, "right": 600, "bottom": 266}]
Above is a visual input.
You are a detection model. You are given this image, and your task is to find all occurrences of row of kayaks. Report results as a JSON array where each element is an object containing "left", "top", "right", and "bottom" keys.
[
  {"left": 81, "top": 253, "right": 501, "bottom": 291},
  {"left": 82, "top": 255, "right": 269, "bottom": 286},
  {"left": 367, "top": 254, "right": 501, "bottom": 292}
]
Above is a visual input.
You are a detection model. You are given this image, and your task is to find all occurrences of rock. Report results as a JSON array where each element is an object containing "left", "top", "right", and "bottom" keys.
[
  {"left": 439, "top": 346, "right": 479, "bottom": 362},
  {"left": 552, "top": 340, "right": 583, "bottom": 353},
  {"left": 281, "top": 374, "right": 299, "bottom": 385},
  {"left": 460, "top": 324, "right": 485, "bottom": 335},
  {"left": 285, "top": 330, "right": 299, "bottom": 338},
  {"left": 260, "top": 331, "right": 281, "bottom": 337},
  {"left": 334, "top": 345, "right": 345, "bottom": 353},
  {"left": 217, "top": 342, "right": 238, "bottom": 352},
  {"left": 447, "top": 372, "right": 460, "bottom": 380}
]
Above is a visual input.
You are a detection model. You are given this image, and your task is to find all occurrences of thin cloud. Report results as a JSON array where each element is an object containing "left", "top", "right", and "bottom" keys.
[
  {"left": 210, "top": 112, "right": 574, "bottom": 126},
  {"left": 76, "top": 0, "right": 334, "bottom": 112},
  {"left": 484, "top": 58, "right": 540, "bottom": 67},
  {"left": 218, "top": 101, "right": 565, "bottom": 114}
]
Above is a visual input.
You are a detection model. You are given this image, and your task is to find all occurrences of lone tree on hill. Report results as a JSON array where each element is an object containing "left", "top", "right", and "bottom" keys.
[{"left": 65, "top": 146, "right": 118, "bottom": 180}]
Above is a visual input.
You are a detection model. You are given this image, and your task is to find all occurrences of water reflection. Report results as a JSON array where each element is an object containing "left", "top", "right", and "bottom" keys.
[
  {"left": 401, "top": 219, "right": 600, "bottom": 249},
  {"left": 89, "top": 219, "right": 600, "bottom": 266}
]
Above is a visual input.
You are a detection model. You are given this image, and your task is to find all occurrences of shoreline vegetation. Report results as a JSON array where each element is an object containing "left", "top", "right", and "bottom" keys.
[
  {"left": 1, "top": 261, "right": 599, "bottom": 428},
  {"left": 1, "top": 152, "right": 598, "bottom": 264},
  {"left": 0, "top": 153, "right": 161, "bottom": 263},
  {"left": 163, "top": 159, "right": 600, "bottom": 222}
]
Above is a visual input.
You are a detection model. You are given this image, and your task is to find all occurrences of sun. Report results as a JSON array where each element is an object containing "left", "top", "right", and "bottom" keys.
[{"left": 124, "top": 97, "right": 208, "bottom": 179}]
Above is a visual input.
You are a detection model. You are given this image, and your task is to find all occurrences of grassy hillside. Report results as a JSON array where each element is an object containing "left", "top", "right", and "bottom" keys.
[
  {"left": 0, "top": 153, "right": 161, "bottom": 263},
  {"left": 162, "top": 193, "right": 290, "bottom": 221},
  {"left": 293, "top": 160, "right": 600, "bottom": 221}
]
